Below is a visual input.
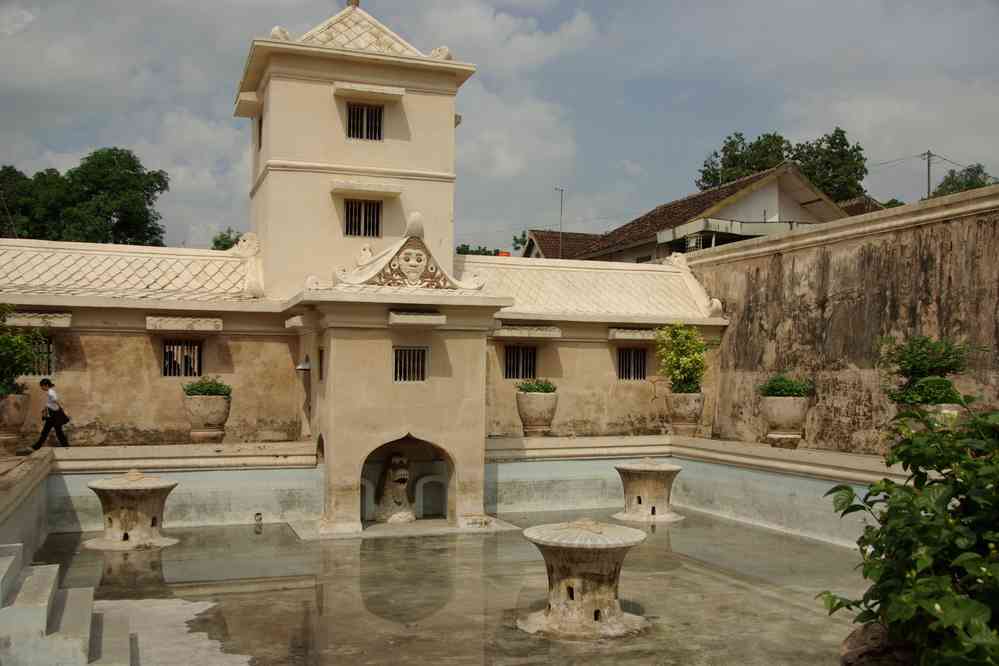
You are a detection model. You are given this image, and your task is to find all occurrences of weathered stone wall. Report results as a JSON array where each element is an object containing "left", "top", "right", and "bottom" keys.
[
  {"left": 689, "top": 187, "right": 999, "bottom": 453},
  {"left": 15, "top": 319, "right": 302, "bottom": 447}
]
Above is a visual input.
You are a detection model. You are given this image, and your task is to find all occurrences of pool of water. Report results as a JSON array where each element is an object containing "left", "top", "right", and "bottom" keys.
[{"left": 35, "top": 508, "right": 864, "bottom": 665}]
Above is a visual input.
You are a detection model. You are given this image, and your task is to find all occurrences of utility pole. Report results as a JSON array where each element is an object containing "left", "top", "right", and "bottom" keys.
[
  {"left": 923, "top": 150, "right": 934, "bottom": 199},
  {"left": 554, "top": 186, "right": 565, "bottom": 259}
]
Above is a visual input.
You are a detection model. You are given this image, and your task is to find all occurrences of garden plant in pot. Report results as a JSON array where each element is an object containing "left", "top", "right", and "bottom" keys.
[
  {"left": 515, "top": 378, "right": 557, "bottom": 436},
  {"left": 183, "top": 376, "right": 232, "bottom": 444},
  {"left": 655, "top": 325, "right": 707, "bottom": 436},
  {"left": 758, "top": 374, "right": 814, "bottom": 449},
  {"left": 0, "top": 305, "right": 42, "bottom": 454},
  {"left": 879, "top": 335, "right": 974, "bottom": 427},
  {"left": 820, "top": 376, "right": 998, "bottom": 664}
]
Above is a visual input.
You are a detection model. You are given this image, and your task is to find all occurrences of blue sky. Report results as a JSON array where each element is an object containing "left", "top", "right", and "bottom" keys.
[{"left": 1, "top": 0, "right": 996, "bottom": 249}]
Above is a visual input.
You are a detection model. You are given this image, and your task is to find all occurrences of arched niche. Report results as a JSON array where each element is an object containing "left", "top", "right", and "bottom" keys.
[{"left": 360, "top": 434, "right": 455, "bottom": 526}]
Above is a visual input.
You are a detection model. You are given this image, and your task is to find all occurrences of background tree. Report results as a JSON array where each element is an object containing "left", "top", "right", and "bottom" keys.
[
  {"left": 932, "top": 164, "right": 996, "bottom": 198},
  {"left": 696, "top": 127, "right": 868, "bottom": 202},
  {"left": 456, "top": 244, "right": 500, "bottom": 256},
  {"left": 512, "top": 231, "right": 528, "bottom": 252},
  {"left": 0, "top": 148, "right": 169, "bottom": 245},
  {"left": 212, "top": 227, "right": 243, "bottom": 251},
  {"left": 881, "top": 198, "right": 906, "bottom": 208}
]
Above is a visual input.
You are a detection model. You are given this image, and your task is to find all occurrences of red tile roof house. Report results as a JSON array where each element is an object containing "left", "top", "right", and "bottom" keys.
[{"left": 523, "top": 163, "right": 848, "bottom": 263}]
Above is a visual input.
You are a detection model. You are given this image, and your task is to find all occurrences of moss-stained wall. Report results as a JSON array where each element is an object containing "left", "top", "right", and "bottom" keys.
[
  {"left": 691, "top": 202, "right": 999, "bottom": 454},
  {"left": 15, "top": 314, "right": 302, "bottom": 447}
]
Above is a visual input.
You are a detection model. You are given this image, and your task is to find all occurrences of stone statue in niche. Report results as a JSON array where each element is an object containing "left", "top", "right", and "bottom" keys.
[{"left": 374, "top": 454, "right": 416, "bottom": 524}]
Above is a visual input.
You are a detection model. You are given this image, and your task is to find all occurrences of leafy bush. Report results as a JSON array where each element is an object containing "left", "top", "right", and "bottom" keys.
[
  {"left": 819, "top": 409, "right": 999, "bottom": 664},
  {"left": 0, "top": 304, "right": 43, "bottom": 398},
  {"left": 656, "top": 325, "right": 707, "bottom": 394},
  {"left": 880, "top": 336, "right": 974, "bottom": 404},
  {"left": 516, "top": 379, "right": 556, "bottom": 394},
  {"left": 182, "top": 376, "right": 232, "bottom": 397},
  {"left": 759, "top": 373, "right": 814, "bottom": 398}
]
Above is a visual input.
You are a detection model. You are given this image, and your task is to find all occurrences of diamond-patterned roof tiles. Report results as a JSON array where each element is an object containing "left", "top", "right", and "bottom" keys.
[
  {"left": 298, "top": 6, "right": 424, "bottom": 57},
  {"left": 0, "top": 240, "right": 255, "bottom": 303}
]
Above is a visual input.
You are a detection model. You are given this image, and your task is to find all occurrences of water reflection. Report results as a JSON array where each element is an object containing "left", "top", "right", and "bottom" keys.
[{"left": 360, "top": 537, "right": 456, "bottom": 623}]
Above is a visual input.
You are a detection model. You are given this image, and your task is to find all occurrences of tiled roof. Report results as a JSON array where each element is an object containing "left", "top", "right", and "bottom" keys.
[
  {"left": 576, "top": 167, "right": 781, "bottom": 258},
  {"left": 457, "top": 255, "right": 719, "bottom": 323},
  {"left": 838, "top": 195, "right": 885, "bottom": 217},
  {"left": 298, "top": 6, "right": 424, "bottom": 57},
  {"left": 526, "top": 230, "right": 602, "bottom": 259},
  {"left": 0, "top": 239, "right": 257, "bottom": 303}
]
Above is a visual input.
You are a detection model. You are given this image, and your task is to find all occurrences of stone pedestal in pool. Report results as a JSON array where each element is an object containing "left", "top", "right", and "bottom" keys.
[
  {"left": 517, "top": 519, "right": 648, "bottom": 639},
  {"left": 612, "top": 459, "right": 684, "bottom": 523},
  {"left": 83, "top": 469, "right": 179, "bottom": 551}
]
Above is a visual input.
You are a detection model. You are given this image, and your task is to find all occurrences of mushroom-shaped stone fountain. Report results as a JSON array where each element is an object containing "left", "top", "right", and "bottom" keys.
[
  {"left": 612, "top": 459, "right": 684, "bottom": 523},
  {"left": 83, "top": 469, "right": 179, "bottom": 551},
  {"left": 517, "top": 519, "right": 648, "bottom": 639}
]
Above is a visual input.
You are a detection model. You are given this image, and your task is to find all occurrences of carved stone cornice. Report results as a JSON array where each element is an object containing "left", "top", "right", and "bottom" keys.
[{"left": 145, "top": 317, "right": 223, "bottom": 333}]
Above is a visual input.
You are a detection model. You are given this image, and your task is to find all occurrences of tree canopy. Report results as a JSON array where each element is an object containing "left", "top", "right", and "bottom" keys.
[
  {"left": 696, "top": 127, "right": 868, "bottom": 202},
  {"left": 931, "top": 163, "right": 996, "bottom": 198},
  {"left": 212, "top": 227, "right": 243, "bottom": 251},
  {"left": 456, "top": 244, "right": 501, "bottom": 256},
  {"left": 0, "top": 148, "right": 169, "bottom": 246}
]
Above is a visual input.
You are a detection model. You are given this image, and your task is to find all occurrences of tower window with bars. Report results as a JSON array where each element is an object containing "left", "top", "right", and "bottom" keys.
[
  {"left": 163, "top": 341, "right": 203, "bottom": 377},
  {"left": 394, "top": 347, "right": 428, "bottom": 383},
  {"left": 344, "top": 199, "right": 382, "bottom": 237},
  {"left": 347, "top": 103, "right": 383, "bottom": 141}
]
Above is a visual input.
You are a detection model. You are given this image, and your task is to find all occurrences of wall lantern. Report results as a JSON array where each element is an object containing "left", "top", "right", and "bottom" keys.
[{"left": 296, "top": 356, "right": 312, "bottom": 372}]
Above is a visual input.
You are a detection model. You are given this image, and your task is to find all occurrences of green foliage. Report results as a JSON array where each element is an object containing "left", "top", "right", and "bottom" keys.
[
  {"left": 456, "top": 244, "right": 500, "bottom": 256},
  {"left": 932, "top": 164, "right": 996, "bottom": 199},
  {"left": 881, "top": 198, "right": 906, "bottom": 209},
  {"left": 880, "top": 336, "right": 975, "bottom": 405},
  {"left": 0, "top": 148, "right": 169, "bottom": 246},
  {"left": 655, "top": 325, "right": 707, "bottom": 394},
  {"left": 819, "top": 409, "right": 999, "bottom": 664},
  {"left": 696, "top": 127, "right": 868, "bottom": 202},
  {"left": 516, "top": 378, "right": 556, "bottom": 393},
  {"left": 512, "top": 231, "right": 528, "bottom": 252},
  {"left": 0, "top": 304, "right": 43, "bottom": 397},
  {"left": 212, "top": 227, "right": 243, "bottom": 251},
  {"left": 182, "top": 376, "right": 232, "bottom": 397},
  {"left": 758, "top": 373, "right": 814, "bottom": 398}
]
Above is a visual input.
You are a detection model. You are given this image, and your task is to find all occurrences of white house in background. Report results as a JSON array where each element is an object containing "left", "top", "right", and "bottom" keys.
[{"left": 523, "top": 162, "right": 847, "bottom": 263}]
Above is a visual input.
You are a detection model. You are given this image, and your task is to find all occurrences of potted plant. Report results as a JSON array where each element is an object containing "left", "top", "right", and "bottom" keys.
[
  {"left": 0, "top": 305, "right": 42, "bottom": 453},
  {"left": 656, "top": 325, "right": 707, "bottom": 436},
  {"left": 182, "top": 376, "right": 232, "bottom": 443},
  {"left": 758, "top": 374, "right": 814, "bottom": 449},
  {"left": 879, "top": 336, "right": 973, "bottom": 426},
  {"left": 515, "top": 379, "right": 558, "bottom": 436}
]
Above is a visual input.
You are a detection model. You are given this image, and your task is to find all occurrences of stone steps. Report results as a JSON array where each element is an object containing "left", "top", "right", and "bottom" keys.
[{"left": 0, "top": 543, "right": 133, "bottom": 666}]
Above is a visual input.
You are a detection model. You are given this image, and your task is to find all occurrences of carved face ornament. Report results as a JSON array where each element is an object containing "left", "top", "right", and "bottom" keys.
[
  {"left": 398, "top": 249, "right": 427, "bottom": 285},
  {"left": 387, "top": 454, "right": 410, "bottom": 504}
]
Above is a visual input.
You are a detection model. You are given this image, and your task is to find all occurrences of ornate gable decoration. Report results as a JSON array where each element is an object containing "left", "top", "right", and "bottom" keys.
[
  {"left": 298, "top": 4, "right": 424, "bottom": 58},
  {"left": 330, "top": 213, "right": 484, "bottom": 291}
]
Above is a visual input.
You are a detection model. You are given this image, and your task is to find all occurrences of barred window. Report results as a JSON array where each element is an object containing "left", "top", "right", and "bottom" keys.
[
  {"left": 347, "top": 103, "right": 383, "bottom": 140},
  {"left": 394, "top": 347, "right": 428, "bottom": 383},
  {"left": 26, "top": 336, "right": 56, "bottom": 376},
  {"left": 163, "top": 341, "right": 203, "bottom": 377},
  {"left": 617, "top": 348, "right": 647, "bottom": 381},
  {"left": 504, "top": 345, "right": 537, "bottom": 380},
  {"left": 345, "top": 200, "right": 382, "bottom": 237}
]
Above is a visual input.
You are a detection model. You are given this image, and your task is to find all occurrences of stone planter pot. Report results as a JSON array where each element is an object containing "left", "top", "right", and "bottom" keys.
[
  {"left": 184, "top": 395, "right": 231, "bottom": 444},
  {"left": 761, "top": 396, "right": 810, "bottom": 449},
  {"left": 667, "top": 392, "right": 703, "bottom": 436},
  {"left": 0, "top": 394, "right": 30, "bottom": 454},
  {"left": 516, "top": 392, "right": 558, "bottom": 436}
]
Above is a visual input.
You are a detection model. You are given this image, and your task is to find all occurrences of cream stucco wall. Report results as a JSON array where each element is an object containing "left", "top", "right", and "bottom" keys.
[{"left": 716, "top": 183, "right": 780, "bottom": 222}]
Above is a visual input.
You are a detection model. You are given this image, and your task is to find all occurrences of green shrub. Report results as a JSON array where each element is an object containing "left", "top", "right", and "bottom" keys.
[
  {"left": 880, "top": 336, "right": 975, "bottom": 405},
  {"left": 893, "top": 376, "right": 964, "bottom": 406},
  {"left": 758, "top": 374, "right": 814, "bottom": 398},
  {"left": 0, "top": 304, "right": 43, "bottom": 398},
  {"left": 182, "top": 376, "right": 232, "bottom": 397},
  {"left": 819, "top": 409, "right": 999, "bottom": 663},
  {"left": 655, "top": 325, "right": 707, "bottom": 394},
  {"left": 516, "top": 379, "right": 556, "bottom": 393}
]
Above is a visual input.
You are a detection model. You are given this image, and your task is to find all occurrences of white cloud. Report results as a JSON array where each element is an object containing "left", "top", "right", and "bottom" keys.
[
  {"left": 0, "top": 4, "right": 35, "bottom": 37},
  {"left": 618, "top": 160, "right": 645, "bottom": 179}
]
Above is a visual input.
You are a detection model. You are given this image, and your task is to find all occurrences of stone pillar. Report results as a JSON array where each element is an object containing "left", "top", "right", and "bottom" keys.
[
  {"left": 517, "top": 519, "right": 648, "bottom": 638},
  {"left": 613, "top": 459, "right": 684, "bottom": 523},
  {"left": 84, "top": 469, "right": 179, "bottom": 551}
]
